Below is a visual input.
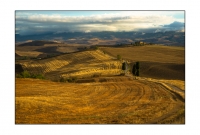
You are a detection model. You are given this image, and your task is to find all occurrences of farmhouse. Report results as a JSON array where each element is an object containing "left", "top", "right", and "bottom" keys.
[{"left": 138, "top": 41, "right": 144, "bottom": 44}]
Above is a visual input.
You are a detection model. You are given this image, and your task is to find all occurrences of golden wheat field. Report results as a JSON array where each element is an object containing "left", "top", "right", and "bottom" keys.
[
  {"left": 20, "top": 50, "right": 122, "bottom": 80},
  {"left": 15, "top": 45, "right": 185, "bottom": 124},
  {"left": 15, "top": 77, "right": 185, "bottom": 124}
]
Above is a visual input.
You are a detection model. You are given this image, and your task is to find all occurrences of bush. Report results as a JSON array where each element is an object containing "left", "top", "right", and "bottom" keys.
[
  {"left": 16, "top": 73, "right": 22, "bottom": 78},
  {"left": 93, "top": 73, "right": 101, "bottom": 78},
  {"left": 21, "top": 70, "right": 31, "bottom": 78},
  {"left": 60, "top": 77, "right": 77, "bottom": 83},
  {"left": 117, "top": 54, "right": 122, "bottom": 60},
  {"left": 16, "top": 70, "right": 45, "bottom": 79},
  {"left": 119, "top": 73, "right": 125, "bottom": 76},
  {"left": 95, "top": 46, "right": 99, "bottom": 50},
  {"left": 32, "top": 74, "right": 45, "bottom": 79},
  {"left": 60, "top": 77, "right": 66, "bottom": 82},
  {"left": 67, "top": 77, "right": 77, "bottom": 83}
]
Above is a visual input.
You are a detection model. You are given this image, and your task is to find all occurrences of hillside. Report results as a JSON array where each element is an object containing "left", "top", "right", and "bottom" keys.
[
  {"left": 15, "top": 44, "right": 185, "bottom": 124},
  {"left": 18, "top": 50, "right": 123, "bottom": 81},
  {"left": 100, "top": 45, "right": 185, "bottom": 80},
  {"left": 17, "top": 40, "right": 59, "bottom": 46},
  {"left": 15, "top": 43, "right": 89, "bottom": 58},
  {"left": 16, "top": 31, "right": 185, "bottom": 46}
]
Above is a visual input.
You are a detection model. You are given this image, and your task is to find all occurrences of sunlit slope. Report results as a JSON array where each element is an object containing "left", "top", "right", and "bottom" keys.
[{"left": 20, "top": 50, "right": 123, "bottom": 80}]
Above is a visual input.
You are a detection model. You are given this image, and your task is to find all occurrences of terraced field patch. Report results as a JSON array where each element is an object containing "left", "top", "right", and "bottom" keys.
[{"left": 19, "top": 50, "right": 123, "bottom": 80}]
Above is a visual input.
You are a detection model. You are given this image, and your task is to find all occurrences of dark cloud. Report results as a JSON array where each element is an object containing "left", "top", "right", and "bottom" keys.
[
  {"left": 15, "top": 14, "right": 185, "bottom": 35},
  {"left": 164, "top": 21, "right": 184, "bottom": 28},
  {"left": 162, "top": 21, "right": 185, "bottom": 31},
  {"left": 135, "top": 21, "right": 185, "bottom": 33}
]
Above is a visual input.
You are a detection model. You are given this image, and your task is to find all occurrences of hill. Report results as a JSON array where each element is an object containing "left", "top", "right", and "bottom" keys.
[
  {"left": 100, "top": 45, "right": 185, "bottom": 80},
  {"left": 16, "top": 31, "right": 185, "bottom": 46},
  {"left": 18, "top": 50, "right": 123, "bottom": 81},
  {"left": 15, "top": 45, "right": 185, "bottom": 124},
  {"left": 18, "top": 40, "right": 59, "bottom": 46}
]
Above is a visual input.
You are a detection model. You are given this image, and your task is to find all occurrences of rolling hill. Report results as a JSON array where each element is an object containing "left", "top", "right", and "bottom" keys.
[
  {"left": 100, "top": 45, "right": 185, "bottom": 80},
  {"left": 18, "top": 49, "right": 123, "bottom": 81},
  {"left": 15, "top": 45, "right": 185, "bottom": 124},
  {"left": 17, "top": 40, "right": 59, "bottom": 46},
  {"left": 16, "top": 31, "right": 185, "bottom": 46}
]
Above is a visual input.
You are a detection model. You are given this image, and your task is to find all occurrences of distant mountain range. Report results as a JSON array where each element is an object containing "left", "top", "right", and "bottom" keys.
[{"left": 15, "top": 31, "right": 185, "bottom": 46}]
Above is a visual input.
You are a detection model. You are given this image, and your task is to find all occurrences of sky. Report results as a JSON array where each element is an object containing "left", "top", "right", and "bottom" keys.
[{"left": 15, "top": 11, "right": 185, "bottom": 35}]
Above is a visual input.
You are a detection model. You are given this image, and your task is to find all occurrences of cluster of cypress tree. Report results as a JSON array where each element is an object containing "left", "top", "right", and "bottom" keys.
[
  {"left": 122, "top": 62, "right": 126, "bottom": 70},
  {"left": 132, "top": 62, "right": 140, "bottom": 76}
]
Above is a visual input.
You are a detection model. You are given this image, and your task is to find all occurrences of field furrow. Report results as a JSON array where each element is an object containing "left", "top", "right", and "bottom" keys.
[{"left": 16, "top": 77, "right": 185, "bottom": 124}]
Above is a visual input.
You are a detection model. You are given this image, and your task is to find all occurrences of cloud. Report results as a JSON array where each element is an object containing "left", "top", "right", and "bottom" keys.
[
  {"left": 84, "top": 30, "right": 91, "bottom": 33},
  {"left": 154, "top": 29, "right": 161, "bottom": 33},
  {"left": 15, "top": 12, "right": 185, "bottom": 35}
]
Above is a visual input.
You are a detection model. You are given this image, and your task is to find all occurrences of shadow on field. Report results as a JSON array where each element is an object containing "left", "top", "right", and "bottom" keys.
[
  {"left": 15, "top": 64, "right": 24, "bottom": 74},
  {"left": 137, "top": 62, "right": 185, "bottom": 81},
  {"left": 34, "top": 46, "right": 60, "bottom": 53}
]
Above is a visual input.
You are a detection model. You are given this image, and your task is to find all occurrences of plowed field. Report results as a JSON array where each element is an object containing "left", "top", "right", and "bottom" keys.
[
  {"left": 100, "top": 45, "right": 185, "bottom": 80},
  {"left": 15, "top": 77, "right": 185, "bottom": 124}
]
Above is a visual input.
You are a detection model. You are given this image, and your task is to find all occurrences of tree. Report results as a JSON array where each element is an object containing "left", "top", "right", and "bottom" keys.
[
  {"left": 60, "top": 77, "right": 66, "bottom": 82},
  {"left": 132, "top": 64, "right": 136, "bottom": 75},
  {"left": 21, "top": 70, "right": 31, "bottom": 78},
  {"left": 122, "top": 62, "right": 126, "bottom": 70},
  {"left": 132, "top": 61, "right": 140, "bottom": 76},
  {"left": 136, "top": 61, "right": 140, "bottom": 76},
  {"left": 136, "top": 61, "right": 140, "bottom": 70},
  {"left": 136, "top": 69, "right": 140, "bottom": 76},
  {"left": 95, "top": 46, "right": 99, "bottom": 50}
]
